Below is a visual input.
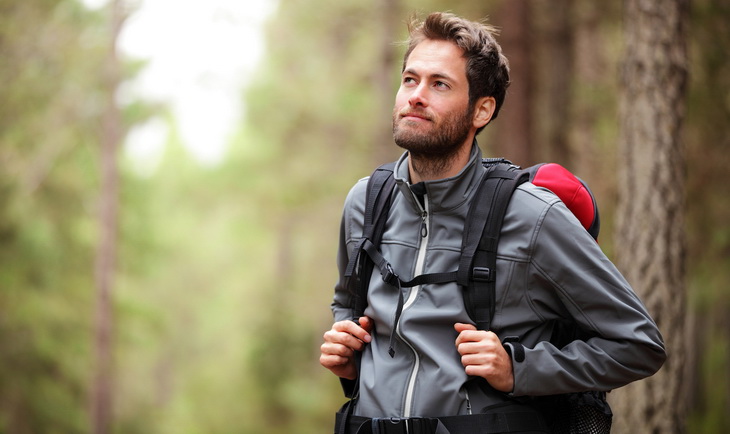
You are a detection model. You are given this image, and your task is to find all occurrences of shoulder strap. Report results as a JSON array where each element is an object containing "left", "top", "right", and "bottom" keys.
[
  {"left": 459, "top": 161, "right": 529, "bottom": 331},
  {"left": 343, "top": 162, "right": 397, "bottom": 319}
]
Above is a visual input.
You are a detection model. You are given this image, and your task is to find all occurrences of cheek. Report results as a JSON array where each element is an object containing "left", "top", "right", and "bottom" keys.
[{"left": 394, "top": 87, "right": 410, "bottom": 108}]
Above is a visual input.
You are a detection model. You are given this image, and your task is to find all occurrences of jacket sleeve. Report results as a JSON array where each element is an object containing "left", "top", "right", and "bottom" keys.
[
  {"left": 510, "top": 197, "right": 667, "bottom": 396},
  {"left": 331, "top": 179, "right": 368, "bottom": 323},
  {"left": 330, "top": 180, "right": 368, "bottom": 396}
]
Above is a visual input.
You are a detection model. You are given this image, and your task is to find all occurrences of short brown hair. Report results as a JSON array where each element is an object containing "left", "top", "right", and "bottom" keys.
[{"left": 403, "top": 12, "right": 511, "bottom": 133}]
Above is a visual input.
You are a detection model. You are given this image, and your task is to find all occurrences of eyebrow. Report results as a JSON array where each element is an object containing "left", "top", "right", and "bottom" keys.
[{"left": 403, "top": 68, "right": 456, "bottom": 83}]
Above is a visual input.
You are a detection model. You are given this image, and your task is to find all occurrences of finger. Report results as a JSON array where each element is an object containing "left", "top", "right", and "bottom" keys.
[
  {"left": 456, "top": 340, "right": 494, "bottom": 357},
  {"left": 455, "top": 329, "right": 488, "bottom": 347},
  {"left": 460, "top": 350, "right": 497, "bottom": 366},
  {"left": 456, "top": 340, "right": 479, "bottom": 356},
  {"left": 454, "top": 323, "right": 478, "bottom": 346},
  {"left": 456, "top": 332, "right": 502, "bottom": 354},
  {"left": 464, "top": 364, "right": 492, "bottom": 378},
  {"left": 319, "top": 353, "right": 350, "bottom": 368},
  {"left": 323, "top": 328, "right": 367, "bottom": 352},
  {"left": 358, "top": 316, "right": 374, "bottom": 333},
  {"left": 326, "top": 320, "right": 373, "bottom": 348},
  {"left": 320, "top": 341, "right": 355, "bottom": 359},
  {"left": 461, "top": 349, "right": 492, "bottom": 368},
  {"left": 455, "top": 330, "right": 479, "bottom": 347},
  {"left": 333, "top": 320, "right": 372, "bottom": 343},
  {"left": 454, "top": 322, "right": 477, "bottom": 333}
]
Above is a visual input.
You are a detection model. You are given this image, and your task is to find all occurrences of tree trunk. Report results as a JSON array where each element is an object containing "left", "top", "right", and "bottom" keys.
[
  {"left": 493, "top": 0, "right": 533, "bottom": 166},
  {"left": 91, "top": 2, "right": 126, "bottom": 433},
  {"left": 570, "top": 1, "right": 605, "bottom": 177},
  {"left": 372, "top": 0, "right": 400, "bottom": 165},
  {"left": 540, "top": 0, "right": 574, "bottom": 166},
  {"left": 610, "top": 0, "right": 689, "bottom": 433}
]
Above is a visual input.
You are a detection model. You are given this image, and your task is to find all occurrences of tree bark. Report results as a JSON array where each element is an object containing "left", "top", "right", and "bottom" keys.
[
  {"left": 611, "top": 0, "right": 689, "bottom": 432},
  {"left": 541, "top": 0, "right": 574, "bottom": 166},
  {"left": 91, "top": 1, "right": 126, "bottom": 433},
  {"left": 493, "top": 0, "right": 533, "bottom": 166}
]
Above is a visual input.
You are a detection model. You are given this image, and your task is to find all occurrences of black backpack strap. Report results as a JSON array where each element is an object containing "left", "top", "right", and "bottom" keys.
[
  {"left": 337, "top": 163, "right": 397, "bottom": 433},
  {"left": 457, "top": 163, "right": 529, "bottom": 331},
  {"left": 343, "top": 163, "right": 397, "bottom": 319}
]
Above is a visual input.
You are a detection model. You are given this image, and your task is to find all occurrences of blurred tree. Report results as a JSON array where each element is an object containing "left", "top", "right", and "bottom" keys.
[
  {"left": 611, "top": 0, "right": 689, "bottom": 432},
  {"left": 91, "top": 1, "right": 128, "bottom": 433},
  {"left": 0, "top": 0, "right": 154, "bottom": 431},
  {"left": 684, "top": 0, "right": 730, "bottom": 431},
  {"left": 372, "top": 0, "right": 402, "bottom": 165},
  {"left": 0, "top": 0, "right": 106, "bottom": 432},
  {"left": 493, "top": 0, "right": 534, "bottom": 166},
  {"left": 540, "top": 0, "right": 574, "bottom": 166}
]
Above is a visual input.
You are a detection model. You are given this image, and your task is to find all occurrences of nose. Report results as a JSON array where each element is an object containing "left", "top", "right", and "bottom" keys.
[{"left": 408, "top": 83, "right": 428, "bottom": 107}]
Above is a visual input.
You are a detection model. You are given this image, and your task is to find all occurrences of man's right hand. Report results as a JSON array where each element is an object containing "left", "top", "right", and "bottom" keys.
[{"left": 320, "top": 316, "right": 373, "bottom": 380}]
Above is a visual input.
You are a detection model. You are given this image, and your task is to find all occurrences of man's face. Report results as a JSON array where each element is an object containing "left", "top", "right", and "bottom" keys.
[{"left": 392, "top": 39, "right": 474, "bottom": 158}]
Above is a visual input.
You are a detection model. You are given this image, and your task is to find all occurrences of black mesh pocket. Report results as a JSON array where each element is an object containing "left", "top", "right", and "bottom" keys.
[{"left": 551, "top": 391, "right": 612, "bottom": 434}]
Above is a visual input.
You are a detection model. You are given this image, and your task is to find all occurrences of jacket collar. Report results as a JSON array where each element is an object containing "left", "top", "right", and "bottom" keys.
[{"left": 393, "top": 141, "right": 486, "bottom": 213}]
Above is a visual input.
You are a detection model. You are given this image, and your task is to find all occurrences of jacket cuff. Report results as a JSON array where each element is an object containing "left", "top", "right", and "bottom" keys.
[
  {"left": 504, "top": 341, "right": 526, "bottom": 363},
  {"left": 503, "top": 342, "right": 525, "bottom": 396}
]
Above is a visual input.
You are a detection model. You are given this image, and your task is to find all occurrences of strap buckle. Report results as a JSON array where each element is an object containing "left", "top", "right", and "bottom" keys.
[
  {"left": 371, "top": 417, "right": 436, "bottom": 434},
  {"left": 472, "top": 266, "right": 494, "bottom": 282},
  {"left": 382, "top": 263, "right": 400, "bottom": 287}
]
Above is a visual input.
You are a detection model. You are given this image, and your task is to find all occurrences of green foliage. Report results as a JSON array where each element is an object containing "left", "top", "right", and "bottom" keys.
[{"left": 0, "top": 1, "right": 105, "bottom": 432}]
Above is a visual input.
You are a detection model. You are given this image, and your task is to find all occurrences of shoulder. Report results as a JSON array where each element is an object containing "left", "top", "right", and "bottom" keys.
[
  {"left": 340, "top": 176, "right": 369, "bottom": 243},
  {"left": 507, "top": 181, "right": 596, "bottom": 247},
  {"left": 343, "top": 176, "right": 369, "bottom": 216},
  {"left": 501, "top": 182, "right": 588, "bottom": 250},
  {"left": 508, "top": 182, "right": 562, "bottom": 219}
]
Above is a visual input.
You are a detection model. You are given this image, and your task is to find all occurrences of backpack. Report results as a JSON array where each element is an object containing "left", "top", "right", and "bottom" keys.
[{"left": 338, "top": 159, "right": 611, "bottom": 434}]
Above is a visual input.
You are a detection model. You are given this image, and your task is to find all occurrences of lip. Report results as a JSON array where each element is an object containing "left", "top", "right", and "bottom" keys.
[{"left": 400, "top": 112, "right": 431, "bottom": 122}]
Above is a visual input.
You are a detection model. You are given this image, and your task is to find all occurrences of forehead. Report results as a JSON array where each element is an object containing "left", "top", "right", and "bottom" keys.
[{"left": 404, "top": 39, "right": 467, "bottom": 81}]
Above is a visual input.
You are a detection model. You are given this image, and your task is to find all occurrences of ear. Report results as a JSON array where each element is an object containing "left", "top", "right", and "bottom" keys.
[{"left": 472, "top": 96, "right": 496, "bottom": 129}]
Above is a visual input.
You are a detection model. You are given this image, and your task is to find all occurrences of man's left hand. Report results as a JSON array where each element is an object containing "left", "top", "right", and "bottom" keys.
[{"left": 454, "top": 323, "right": 514, "bottom": 393}]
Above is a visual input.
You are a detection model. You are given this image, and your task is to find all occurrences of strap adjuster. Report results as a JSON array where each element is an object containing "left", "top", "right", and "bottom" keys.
[
  {"left": 382, "top": 263, "right": 400, "bottom": 287},
  {"left": 472, "top": 266, "right": 494, "bottom": 282}
]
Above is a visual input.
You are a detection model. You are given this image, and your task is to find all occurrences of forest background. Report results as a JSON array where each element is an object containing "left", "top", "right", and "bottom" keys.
[{"left": 1, "top": 0, "right": 728, "bottom": 433}]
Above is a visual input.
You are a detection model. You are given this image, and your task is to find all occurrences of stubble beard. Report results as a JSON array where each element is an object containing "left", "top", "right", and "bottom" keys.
[{"left": 392, "top": 105, "right": 475, "bottom": 180}]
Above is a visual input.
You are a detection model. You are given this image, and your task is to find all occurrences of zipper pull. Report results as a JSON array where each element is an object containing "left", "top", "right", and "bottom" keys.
[{"left": 420, "top": 212, "right": 428, "bottom": 238}]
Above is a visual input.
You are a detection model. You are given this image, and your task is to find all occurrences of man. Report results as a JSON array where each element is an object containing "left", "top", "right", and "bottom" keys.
[{"left": 320, "top": 12, "right": 665, "bottom": 433}]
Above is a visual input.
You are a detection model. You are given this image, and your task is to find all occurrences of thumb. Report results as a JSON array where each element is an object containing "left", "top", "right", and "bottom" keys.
[{"left": 454, "top": 322, "right": 477, "bottom": 333}]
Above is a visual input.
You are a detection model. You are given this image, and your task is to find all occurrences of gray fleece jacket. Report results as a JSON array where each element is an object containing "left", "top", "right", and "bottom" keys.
[{"left": 331, "top": 143, "right": 666, "bottom": 419}]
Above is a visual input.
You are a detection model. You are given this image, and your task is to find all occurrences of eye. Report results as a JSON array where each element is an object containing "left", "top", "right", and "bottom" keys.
[
  {"left": 403, "top": 77, "right": 417, "bottom": 86},
  {"left": 434, "top": 81, "right": 450, "bottom": 89}
]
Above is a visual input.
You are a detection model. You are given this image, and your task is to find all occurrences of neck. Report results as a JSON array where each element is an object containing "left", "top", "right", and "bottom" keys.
[{"left": 408, "top": 140, "right": 474, "bottom": 183}]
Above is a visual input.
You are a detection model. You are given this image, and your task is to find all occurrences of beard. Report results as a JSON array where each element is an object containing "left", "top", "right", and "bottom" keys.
[{"left": 392, "top": 104, "right": 474, "bottom": 177}]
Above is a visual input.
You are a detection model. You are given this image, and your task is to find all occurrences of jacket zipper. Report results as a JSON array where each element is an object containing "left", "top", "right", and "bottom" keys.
[
  {"left": 398, "top": 195, "right": 429, "bottom": 418},
  {"left": 465, "top": 389, "right": 473, "bottom": 415}
]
